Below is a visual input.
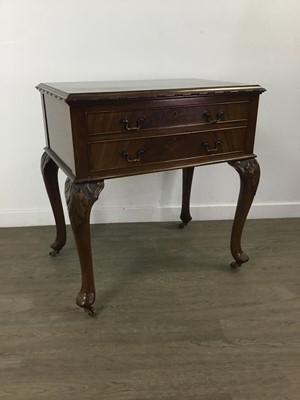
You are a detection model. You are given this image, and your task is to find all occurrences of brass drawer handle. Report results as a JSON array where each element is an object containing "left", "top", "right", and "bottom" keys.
[
  {"left": 120, "top": 116, "right": 145, "bottom": 131},
  {"left": 202, "top": 109, "right": 224, "bottom": 124},
  {"left": 120, "top": 148, "right": 145, "bottom": 163},
  {"left": 201, "top": 139, "right": 222, "bottom": 153}
]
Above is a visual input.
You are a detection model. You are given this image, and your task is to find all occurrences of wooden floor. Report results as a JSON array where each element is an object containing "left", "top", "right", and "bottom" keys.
[{"left": 0, "top": 219, "right": 300, "bottom": 400}]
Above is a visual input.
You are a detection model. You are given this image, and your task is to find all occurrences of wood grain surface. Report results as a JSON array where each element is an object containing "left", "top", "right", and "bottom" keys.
[{"left": 0, "top": 219, "right": 299, "bottom": 400}]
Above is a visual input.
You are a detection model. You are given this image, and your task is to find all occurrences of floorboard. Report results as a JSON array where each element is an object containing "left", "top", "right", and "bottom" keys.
[{"left": 0, "top": 219, "right": 299, "bottom": 400}]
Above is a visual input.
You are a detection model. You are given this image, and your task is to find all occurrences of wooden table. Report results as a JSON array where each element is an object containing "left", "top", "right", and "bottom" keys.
[{"left": 37, "top": 79, "right": 265, "bottom": 314}]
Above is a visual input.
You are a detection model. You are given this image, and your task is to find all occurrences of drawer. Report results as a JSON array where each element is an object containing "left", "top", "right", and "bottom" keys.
[
  {"left": 88, "top": 128, "right": 245, "bottom": 172},
  {"left": 85, "top": 101, "right": 250, "bottom": 135}
]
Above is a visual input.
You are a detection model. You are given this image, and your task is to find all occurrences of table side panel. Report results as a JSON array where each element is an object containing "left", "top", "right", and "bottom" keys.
[
  {"left": 244, "top": 95, "right": 260, "bottom": 153},
  {"left": 44, "top": 95, "right": 76, "bottom": 175},
  {"left": 40, "top": 94, "right": 50, "bottom": 147},
  {"left": 69, "top": 107, "right": 91, "bottom": 180}
]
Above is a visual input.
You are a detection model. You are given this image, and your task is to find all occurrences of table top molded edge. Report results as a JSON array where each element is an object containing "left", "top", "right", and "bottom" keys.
[{"left": 36, "top": 79, "right": 265, "bottom": 103}]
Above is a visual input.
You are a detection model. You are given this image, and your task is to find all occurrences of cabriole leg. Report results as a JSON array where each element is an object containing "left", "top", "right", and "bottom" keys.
[
  {"left": 228, "top": 158, "right": 260, "bottom": 268},
  {"left": 65, "top": 178, "right": 104, "bottom": 314},
  {"left": 41, "top": 152, "right": 67, "bottom": 256},
  {"left": 179, "top": 167, "right": 194, "bottom": 229}
]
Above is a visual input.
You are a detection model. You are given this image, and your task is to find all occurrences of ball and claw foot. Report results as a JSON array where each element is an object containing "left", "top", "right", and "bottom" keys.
[{"left": 84, "top": 306, "right": 95, "bottom": 316}]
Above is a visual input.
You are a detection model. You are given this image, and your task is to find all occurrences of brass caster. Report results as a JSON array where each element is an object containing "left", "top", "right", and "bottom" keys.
[
  {"left": 49, "top": 249, "right": 59, "bottom": 257},
  {"left": 84, "top": 306, "right": 95, "bottom": 317},
  {"left": 230, "top": 261, "right": 241, "bottom": 269}
]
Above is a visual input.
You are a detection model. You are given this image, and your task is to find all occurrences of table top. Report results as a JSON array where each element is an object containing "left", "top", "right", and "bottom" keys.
[{"left": 37, "top": 78, "right": 265, "bottom": 102}]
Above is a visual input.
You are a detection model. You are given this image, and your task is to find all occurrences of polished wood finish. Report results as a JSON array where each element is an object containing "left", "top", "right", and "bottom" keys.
[
  {"left": 37, "top": 79, "right": 265, "bottom": 312},
  {"left": 179, "top": 167, "right": 194, "bottom": 228},
  {"left": 65, "top": 179, "right": 104, "bottom": 312},
  {"left": 88, "top": 127, "right": 246, "bottom": 178},
  {"left": 37, "top": 79, "right": 264, "bottom": 182},
  {"left": 85, "top": 99, "right": 249, "bottom": 135},
  {"left": 41, "top": 152, "right": 66, "bottom": 255},
  {"left": 228, "top": 158, "right": 260, "bottom": 267},
  {"left": 37, "top": 78, "right": 264, "bottom": 100}
]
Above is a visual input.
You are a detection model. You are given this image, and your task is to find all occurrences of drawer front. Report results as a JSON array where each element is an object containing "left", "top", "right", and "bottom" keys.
[
  {"left": 85, "top": 101, "right": 250, "bottom": 135},
  {"left": 88, "top": 128, "right": 245, "bottom": 172}
]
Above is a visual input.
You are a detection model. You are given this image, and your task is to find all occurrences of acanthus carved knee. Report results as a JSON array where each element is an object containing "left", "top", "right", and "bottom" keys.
[
  {"left": 228, "top": 158, "right": 260, "bottom": 196},
  {"left": 65, "top": 179, "right": 104, "bottom": 230}
]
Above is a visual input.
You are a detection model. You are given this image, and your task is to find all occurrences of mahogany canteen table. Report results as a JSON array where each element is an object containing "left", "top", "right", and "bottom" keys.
[{"left": 37, "top": 79, "right": 265, "bottom": 315}]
